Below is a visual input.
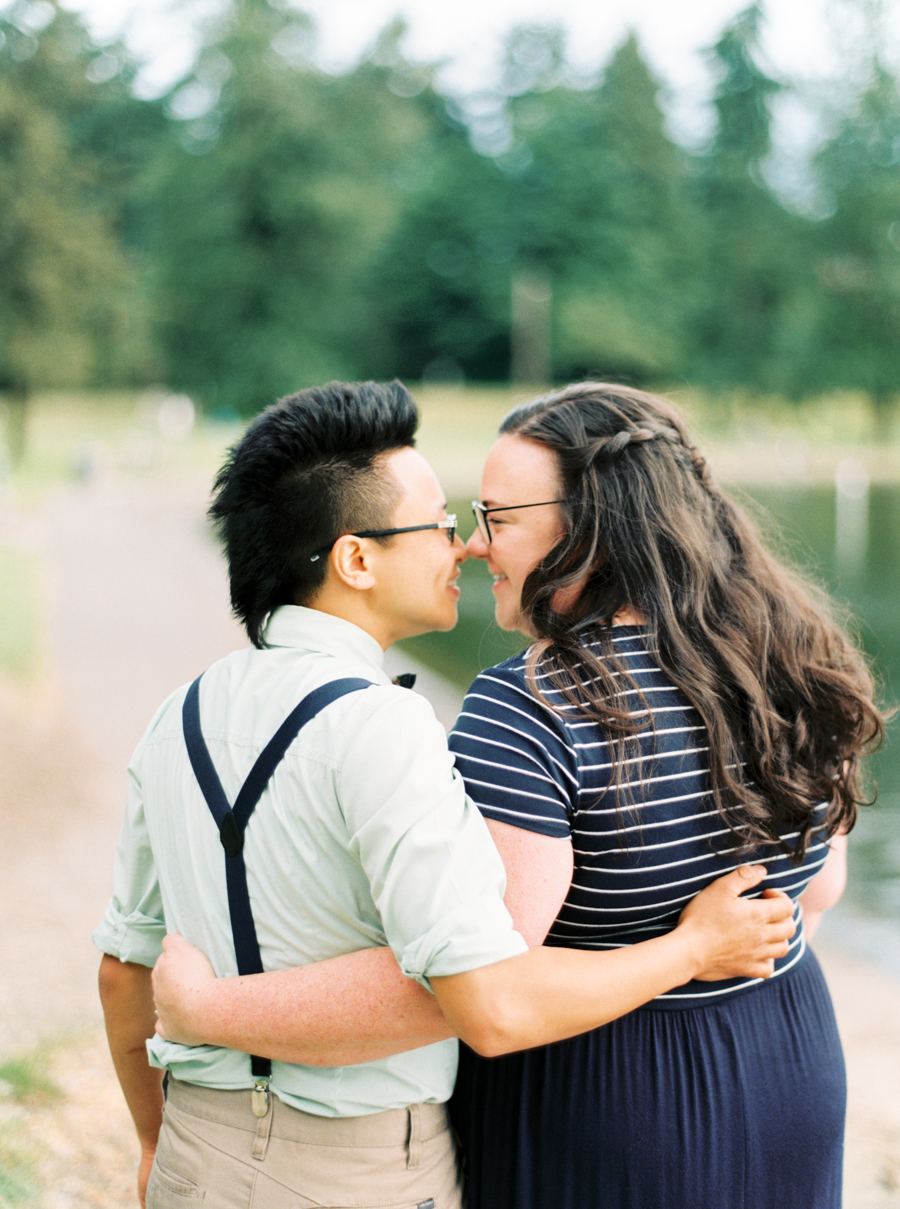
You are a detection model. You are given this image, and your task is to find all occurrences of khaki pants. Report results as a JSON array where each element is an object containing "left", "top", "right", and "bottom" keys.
[{"left": 146, "top": 1079, "right": 465, "bottom": 1209}]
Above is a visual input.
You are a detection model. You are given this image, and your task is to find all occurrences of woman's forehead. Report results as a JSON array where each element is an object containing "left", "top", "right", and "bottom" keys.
[{"left": 480, "top": 434, "right": 560, "bottom": 503}]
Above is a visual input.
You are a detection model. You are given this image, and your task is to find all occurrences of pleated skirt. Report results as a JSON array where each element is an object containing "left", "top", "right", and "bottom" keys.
[{"left": 450, "top": 949, "right": 845, "bottom": 1209}]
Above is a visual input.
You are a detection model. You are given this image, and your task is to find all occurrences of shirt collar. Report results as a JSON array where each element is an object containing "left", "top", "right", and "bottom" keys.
[{"left": 262, "top": 605, "right": 388, "bottom": 675}]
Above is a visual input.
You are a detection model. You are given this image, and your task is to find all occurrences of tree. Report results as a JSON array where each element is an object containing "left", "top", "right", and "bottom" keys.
[
  {"left": 0, "top": 1, "right": 146, "bottom": 459},
  {"left": 692, "top": 3, "right": 810, "bottom": 391},
  {"left": 549, "top": 33, "right": 702, "bottom": 382},
  {"left": 149, "top": 3, "right": 452, "bottom": 414},
  {"left": 804, "top": 59, "right": 900, "bottom": 433}
]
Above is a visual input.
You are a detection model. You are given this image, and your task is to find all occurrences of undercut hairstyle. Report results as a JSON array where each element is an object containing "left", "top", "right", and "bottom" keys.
[
  {"left": 501, "top": 382, "right": 885, "bottom": 862},
  {"left": 209, "top": 380, "right": 419, "bottom": 648}
]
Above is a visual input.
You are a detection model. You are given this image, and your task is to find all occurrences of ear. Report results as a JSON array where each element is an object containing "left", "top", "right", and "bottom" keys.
[{"left": 328, "top": 534, "right": 377, "bottom": 591}]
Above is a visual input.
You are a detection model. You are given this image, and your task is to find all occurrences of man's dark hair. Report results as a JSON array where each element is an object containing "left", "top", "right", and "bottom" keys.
[{"left": 209, "top": 380, "right": 419, "bottom": 647}]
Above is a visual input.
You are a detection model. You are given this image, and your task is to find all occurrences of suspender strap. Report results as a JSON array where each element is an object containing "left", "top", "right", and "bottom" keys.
[{"left": 181, "top": 674, "right": 373, "bottom": 1083}]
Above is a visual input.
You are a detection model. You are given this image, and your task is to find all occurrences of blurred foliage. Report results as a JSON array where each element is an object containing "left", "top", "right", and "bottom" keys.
[
  {"left": 0, "top": 545, "right": 40, "bottom": 680},
  {"left": 805, "top": 60, "right": 900, "bottom": 431},
  {"left": 0, "top": 0, "right": 899, "bottom": 423}
]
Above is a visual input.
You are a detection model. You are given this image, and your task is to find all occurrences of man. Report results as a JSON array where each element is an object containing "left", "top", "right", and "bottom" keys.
[{"left": 95, "top": 380, "right": 793, "bottom": 1208}]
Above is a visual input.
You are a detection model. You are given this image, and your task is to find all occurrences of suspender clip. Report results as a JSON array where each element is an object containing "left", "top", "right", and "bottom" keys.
[
  {"left": 251, "top": 1077, "right": 270, "bottom": 1119},
  {"left": 219, "top": 810, "right": 243, "bottom": 857}
]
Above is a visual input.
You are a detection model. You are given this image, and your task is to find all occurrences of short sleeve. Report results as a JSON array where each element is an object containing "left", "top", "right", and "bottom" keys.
[
  {"left": 92, "top": 752, "right": 166, "bottom": 968},
  {"left": 338, "top": 688, "right": 528, "bottom": 987},
  {"left": 449, "top": 666, "right": 579, "bottom": 839}
]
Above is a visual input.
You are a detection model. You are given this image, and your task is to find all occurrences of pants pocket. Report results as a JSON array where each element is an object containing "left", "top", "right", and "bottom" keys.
[{"left": 146, "top": 1158, "right": 203, "bottom": 1203}]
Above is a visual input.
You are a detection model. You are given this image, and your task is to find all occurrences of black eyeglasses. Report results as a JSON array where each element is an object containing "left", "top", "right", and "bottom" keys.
[
  {"left": 471, "top": 500, "right": 565, "bottom": 544},
  {"left": 310, "top": 515, "right": 458, "bottom": 562}
]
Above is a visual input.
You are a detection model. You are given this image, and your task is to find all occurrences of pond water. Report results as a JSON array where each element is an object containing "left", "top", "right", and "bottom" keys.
[{"left": 399, "top": 484, "right": 900, "bottom": 948}]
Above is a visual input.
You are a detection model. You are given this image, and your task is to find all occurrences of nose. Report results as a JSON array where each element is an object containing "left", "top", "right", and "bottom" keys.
[
  {"left": 453, "top": 532, "right": 468, "bottom": 564},
  {"left": 466, "top": 528, "right": 488, "bottom": 560}
]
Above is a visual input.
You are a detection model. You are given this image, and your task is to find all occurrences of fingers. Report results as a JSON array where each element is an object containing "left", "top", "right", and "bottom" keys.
[
  {"left": 710, "top": 864, "right": 767, "bottom": 897},
  {"left": 733, "top": 863, "right": 767, "bottom": 889},
  {"left": 757, "top": 896, "right": 796, "bottom": 929}
]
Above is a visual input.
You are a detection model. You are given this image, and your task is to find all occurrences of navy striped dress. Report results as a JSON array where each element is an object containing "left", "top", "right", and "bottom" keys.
[{"left": 448, "top": 628, "right": 845, "bottom": 1209}]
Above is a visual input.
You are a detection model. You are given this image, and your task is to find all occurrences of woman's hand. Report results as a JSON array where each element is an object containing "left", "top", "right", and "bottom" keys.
[
  {"left": 152, "top": 934, "right": 217, "bottom": 1046},
  {"left": 679, "top": 865, "right": 796, "bottom": 982}
]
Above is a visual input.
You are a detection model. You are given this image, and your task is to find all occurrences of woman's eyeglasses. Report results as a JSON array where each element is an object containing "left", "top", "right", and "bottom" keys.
[
  {"left": 310, "top": 516, "right": 457, "bottom": 562},
  {"left": 471, "top": 500, "right": 565, "bottom": 544}
]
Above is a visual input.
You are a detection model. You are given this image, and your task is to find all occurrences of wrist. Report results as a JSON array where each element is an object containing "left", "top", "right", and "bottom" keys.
[{"left": 668, "top": 915, "right": 705, "bottom": 983}]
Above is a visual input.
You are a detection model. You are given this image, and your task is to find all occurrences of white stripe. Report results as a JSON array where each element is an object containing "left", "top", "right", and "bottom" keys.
[{"left": 463, "top": 776, "right": 567, "bottom": 809}]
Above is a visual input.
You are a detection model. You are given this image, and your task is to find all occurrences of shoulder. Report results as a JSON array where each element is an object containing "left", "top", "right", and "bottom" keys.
[{"left": 451, "top": 651, "right": 575, "bottom": 756}]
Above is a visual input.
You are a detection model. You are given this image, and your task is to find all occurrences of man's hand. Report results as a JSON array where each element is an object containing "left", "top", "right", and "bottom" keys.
[
  {"left": 679, "top": 865, "right": 796, "bottom": 982},
  {"left": 138, "top": 1144, "right": 156, "bottom": 1209},
  {"left": 152, "top": 934, "right": 217, "bottom": 1046}
]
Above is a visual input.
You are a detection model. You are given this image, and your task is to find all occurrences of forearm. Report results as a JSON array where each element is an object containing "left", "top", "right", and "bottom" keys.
[
  {"left": 433, "top": 925, "right": 700, "bottom": 1057},
  {"left": 160, "top": 946, "right": 453, "bottom": 1065},
  {"left": 98, "top": 955, "right": 165, "bottom": 1152},
  {"left": 432, "top": 865, "right": 795, "bottom": 1057}
]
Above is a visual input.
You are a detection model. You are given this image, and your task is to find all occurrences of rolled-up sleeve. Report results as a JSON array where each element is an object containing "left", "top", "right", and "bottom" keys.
[
  {"left": 338, "top": 691, "right": 528, "bottom": 988},
  {"left": 92, "top": 758, "right": 166, "bottom": 968}
]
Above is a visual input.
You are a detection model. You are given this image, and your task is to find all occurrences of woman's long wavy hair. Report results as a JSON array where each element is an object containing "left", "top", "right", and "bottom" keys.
[{"left": 502, "top": 382, "right": 885, "bottom": 861}]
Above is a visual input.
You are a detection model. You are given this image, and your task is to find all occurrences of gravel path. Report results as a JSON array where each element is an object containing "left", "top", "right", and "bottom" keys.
[{"left": 0, "top": 467, "right": 897, "bottom": 1207}]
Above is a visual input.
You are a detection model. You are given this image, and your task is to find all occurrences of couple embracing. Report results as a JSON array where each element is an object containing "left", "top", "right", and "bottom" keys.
[{"left": 96, "top": 379, "right": 880, "bottom": 1208}]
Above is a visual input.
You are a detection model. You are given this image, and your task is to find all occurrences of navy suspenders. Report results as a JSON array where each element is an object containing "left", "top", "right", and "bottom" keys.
[{"left": 181, "top": 674, "right": 372, "bottom": 1110}]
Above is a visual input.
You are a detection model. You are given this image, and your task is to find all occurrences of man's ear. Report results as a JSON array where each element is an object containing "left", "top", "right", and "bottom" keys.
[{"left": 329, "top": 534, "right": 377, "bottom": 591}]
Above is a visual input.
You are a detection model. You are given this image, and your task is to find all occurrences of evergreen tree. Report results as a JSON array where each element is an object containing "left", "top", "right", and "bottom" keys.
[
  {"left": 551, "top": 33, "right": 701, "bottom": 382},
  {"left": 805, "top": 60, "right": 900, "bottom": 432},
  {"left": 0, "top": 0, "right": 146, "bottom": 457},
  {"left": 693, "top": 3, "right": 809, "bottom": 391},
  {"left": 149, "top": 3, "right": 447, "bottom": 413}
]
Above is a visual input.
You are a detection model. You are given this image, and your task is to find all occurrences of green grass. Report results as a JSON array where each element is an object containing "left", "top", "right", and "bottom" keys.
[
  {"left": 0, "top": 1044, "right": 63, "bottom": 1209},
  {"left": 0, "top": 1131, "right": 41, "bottom": 1209},
  {"left": 0, "top": 547, "right": 41, "bottom": 682},
  {"left": 5, "top": 389, "right": 242, "bottom": 503},
  {"left": 0, "top": 1045, "right": 63, "bottom": 1106}
]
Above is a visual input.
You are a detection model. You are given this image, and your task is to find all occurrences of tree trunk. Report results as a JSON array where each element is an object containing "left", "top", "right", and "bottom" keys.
[
  {"left": 2, "top": 389, "right": 28, "bottom": 467},
  {"left": 511, "top": 266, "right": 552, "bottom": 385},
  {"left": 873, "top": 390, "right": 896, "bottom": 444}
]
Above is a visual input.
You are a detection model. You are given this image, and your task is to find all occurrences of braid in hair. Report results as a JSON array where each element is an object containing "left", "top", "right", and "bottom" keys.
[{"left": 496, "top": 381, "right": 885, "bottom": 864}]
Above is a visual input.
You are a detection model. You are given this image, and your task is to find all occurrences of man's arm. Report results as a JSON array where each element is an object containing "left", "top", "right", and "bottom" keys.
[
  {"left": 154, "top": 863, "right": 793, "bottom": 1062},
  {"left": 431, "top": 864, "right": 790, "bottom": 1055},
  {"left": 98, "top": 954, "right": 165, "bottom": 1209}
]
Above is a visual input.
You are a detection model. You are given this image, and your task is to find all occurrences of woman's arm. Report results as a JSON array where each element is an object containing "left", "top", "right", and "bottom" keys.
[
  {"left": 484, "top": 819, "right": 573, "bottom": 945},
  {"left": 799, "top": 833, "right": 848, "bottom": 941},
  {"left": 153, "top": 820, "right": 573, "bottom": 1060},
  {"left": 152, "top": 820, "right": 571, "bottom": 1060},
  {"left": 153, "top": 940, "right": 454, "bottom": 1063},
  {"left": 154, "top": 859, "right": 794, "bottom": 1063}
]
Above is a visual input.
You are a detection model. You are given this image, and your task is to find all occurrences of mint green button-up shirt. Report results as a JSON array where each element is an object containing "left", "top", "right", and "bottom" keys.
[{"left": 94, "top": 605, "right": 527, "bottom": 1116}]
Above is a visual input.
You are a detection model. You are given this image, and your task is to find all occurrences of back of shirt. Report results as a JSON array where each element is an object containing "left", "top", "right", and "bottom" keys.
[
  {"left": 449, "top": 628, "right": 831, "bottom": 1008},
  {"left": 94, "top": 606, "right": 526, "bottom": 1114}
]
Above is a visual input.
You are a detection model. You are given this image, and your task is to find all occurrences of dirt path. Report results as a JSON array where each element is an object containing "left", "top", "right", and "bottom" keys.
[
  {"left": 1, "top": 473, "right": 246, "bottom": 1058},
  {"left": 1, "top": 467, "right": 898, "bottom": 1207}
]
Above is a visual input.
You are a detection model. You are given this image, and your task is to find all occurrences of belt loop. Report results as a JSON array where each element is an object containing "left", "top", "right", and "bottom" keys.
[
  {"left": 251, "top": 1089, "right": 274, "bottom": 1161},
  {"left": 406, "top": 1103, "right": 422, "bottom": 1171}
]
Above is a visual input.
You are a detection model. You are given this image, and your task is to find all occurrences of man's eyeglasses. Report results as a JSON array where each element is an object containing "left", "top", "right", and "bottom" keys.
[
  {"left": 310, "top": 515, "right": 458, "bottom": 562},
  {"left": 471, "top": 500, "right": 565, "bottom": 544}
]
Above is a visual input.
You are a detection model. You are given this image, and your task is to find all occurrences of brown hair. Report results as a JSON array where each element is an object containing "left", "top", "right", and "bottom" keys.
[{"left": 500, "top": 382, "right": 884, "bottom": 861}]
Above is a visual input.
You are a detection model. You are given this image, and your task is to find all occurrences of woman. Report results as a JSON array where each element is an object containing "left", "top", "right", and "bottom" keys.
[
  {"left": 155, "top": 383, "right": 881, "bottom": 1207},
  {"left": 444, "top": 382, "right": 881, "bottom": 1207}
]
